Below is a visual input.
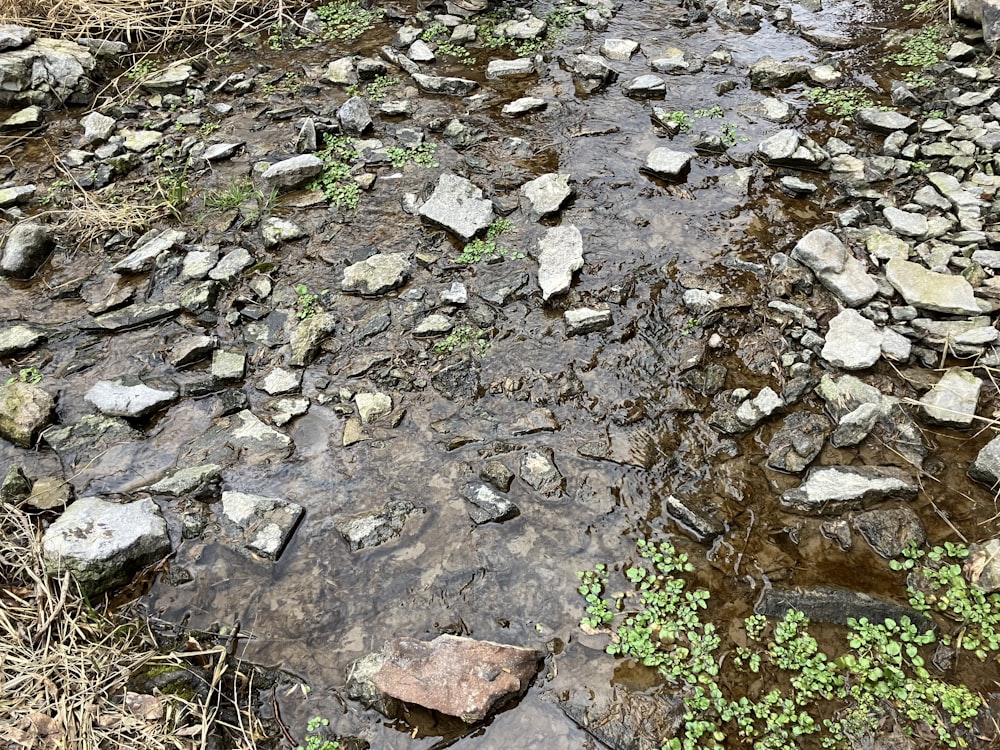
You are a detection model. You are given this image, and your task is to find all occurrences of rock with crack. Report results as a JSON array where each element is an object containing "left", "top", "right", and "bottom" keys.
[
  {"left": 289, "top": 312, "right": 337, "bottom": 367},
  {"left": 347, "top": 634, "right": 542, "bottom": 722},
  {"left": 41, "top": 497, "right": 170, "bottom": 596},
  {"left": 885, "top": 258, "right": 980, "bottom": 315},
  {"left": 219, "top": 491, "right": 303, "bottom": 560},
  {"left": 820, "top": 309, "right": 883, "bottom": 370},
  {"left": 766, "top": 412, "right": 830, "bottom": 473},
  {"left": 335, "top": 499, "right": 420, "bottom": 551},
  {"left": 537, "top": 225, "right": 583, "bottom": 300},
  {"left": 852, "top": 507, "right": 925, "bottom": 559},
  {"left": 780, "top": 465, "right": 918, "bottom": 515},
  {"left": 145, "top": 464, "right": 222, "bottom": 499},
  {"left": 419, "top": 173, "right": 495, "bottom": 241},
  {"left": 520, "top": 173, "right": 572, "bottom": 219}
]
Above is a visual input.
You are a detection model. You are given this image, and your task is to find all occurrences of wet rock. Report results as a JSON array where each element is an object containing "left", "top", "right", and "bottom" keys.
[
  {"left": 734, "top": 386, "right": 783, "bottom": 429},
  {"left": 570, "top": 54, "right": 617, "bottom": 92},
  {"left": 121, "top": 129, "right": 163, "bottom": 153},
  {"left": 209, "top": 247, "right": 253, "bottom": 282},
  {"left": 336, "top": 498, "right": 418, "bottom": 551},
  {"left": 220, "top": 491, "right": 302, "bottom": 560},
  {"left": 918, "top": 368, "right": 981, "bottom": 428},
  {"left": 964, "top": 539, "right": 1000, "bottom": 592},
  {"left": 271, "top": 396, "right": 309, "bottom": 426},
  {"left": 141, "top": 62, "right": 193, "bottom": 94},
  {"left": 510, "top": 407, "right": 559, "bottom": 436},
  {"left": 486, "top": 58, "right": 537, "bottom": 79},
  {"left": 821, "top": 308, "right": 882, "bottom": 370},
  {"left": 791, "top": 228, "right": 878, "bottom": 307},
  {"left": 663, "top": 494, "right": 724, "bottom": 543},
  {"left": 411, "top": 72, "right": 477, "bottom": 96},
  {"left": 0, "top": 37, "right": 96, "bottom": 107},
  {"left": 203, "top": 142, "right": 243, "bottom": 161},
  {"left": 113, "top": 228, "right": 186, "bottom": 274},
  {"left": 756, "top": 129, "right": 828, "bottom": 168},
  {"left": 419, "top": 173, "right": 495, "bottom": 241},
  {"left": 84, "top": 380, "right": 177, "bottom": 419},
  {"left": 211, "top": 350, "right": 245, "bottom": 382},
  {"left": 0, "top": 323, "right": 45, "bottom": 357},
  {"left": 756, "top": 587, "right": 930, "bottom": 628},
  {"left": 480, "top": 460, "right": 514, "bottom": 492},
  {"left": 260, "top": 367, "right": 302, "bottom": 396},
  {"left": 26, "top": 476, "right": 72, "bottom": 511},
  {"left": 651, "top": 47, "right": 695, "bottom": 73},
  {"left": 347, "top": 634, "right": 541, "bottom": 722},
  {"left": 537, "top": 225, "right": 584, "bottom": 300},
  {"left": 289, "top": 312, "right": 337, "bottom": 367},
  {"left": 622, "top": 74, "right": 666, "bottom": 97},
  {"left": 643, "top": 148, "right": 694, "bottom": 180},
  {"left": 520, "top": 448, "right": 562, "bottom": 492},
  {"left": 766, "top": 412, "right": 830, "bottom": 473},
  {"left": 1, "top": 222, "right": 53, "bottom": 279},
  {"left": 968, "top": 433, "right": 1000, "bottom": 487},
  {"left": 852, "top": 507, "right": 925, "bottom": 559},
  {"left": 407, "top": 39, "right": 435, "bottom": 62},
  {"left": 355, "top": 391, "right": 392, "bottom": 423},
  {"left": 0, "top": 184, "right": 36, "bottom": 207},
  {"left": 464, "top": 483, "right": 518, "bottom": 524},
  {"left": 146, "top": 464, "right": 222, "bottom": 498},
  {"left": 261, "top": 217, "right": 307, "bottom": 247},
  {"left": 600, "top": 38, "right": 639, "bottom": 61},
  {"left": 885, "top": 257, "right": 980, "bottom": 315},
  {"left": 0, "top": 380, "right": 55, "bottom": 447},
  {"left": 0, "top": 465, "right": 30, "bottom": 504},
  {"left": 261, "top": 154, "right": 324, "bottom": 190},
  {"left": 502, "top": 96, "right": 546, "bottom": 116},
  {"left": 520, "top": 173, "right": 572, "bottom": 219},
  {"left": 855, "top": 109, "right": 917, "bottom": 133},
  {"left": 565, "top": 307, "right": 613, "bottom": 335},
  {"left": 882, "top": 206, "right": 928, "bottom": 239},
  {"left": 227, "top": 409, "right": 292, "bottom": 454},
  {"left": 341, "top": 252, "right": 411, "bottom": 296},
  {"left": 323, "top": 57, "right": 357, "bottom": 85},
  {"left": 780, "top": 465, "right": 918, "bottom": 515},
  {"left": 749, "top": 55, "right": 807, "bottom": 88},
  {"left": 1, "top": 105, "right": 41, "bottom": 129},
  {"left": 41, "top": 497, "right": 170, "bottom": 596},
  {"left": 42, "top": 414, "right": 141, "bottom": 457},
  {"left": 441, "top": 282, "right": 468, "bottom": 304},
  {"left": 338, "top": 95, "right": 372, "bottom": 136},
  {"left": 830, "top": 402, "right": 880, "bottom": 447},
  {"left": 80, "top": 110, "right": 115, "bottom": 144}
]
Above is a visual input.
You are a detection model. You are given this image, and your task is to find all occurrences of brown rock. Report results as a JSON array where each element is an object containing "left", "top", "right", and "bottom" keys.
[{"left": 347, "top": 634, "right": 542, "bottom": 722}]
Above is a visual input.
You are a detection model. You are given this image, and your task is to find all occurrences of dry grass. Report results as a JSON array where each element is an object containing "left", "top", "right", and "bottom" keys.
[
  {"left": 0, "top": 0, "right": 295, "bottom": 45},
  {"left": 0, "top": 501, "right": 264, "bottom": 750}
]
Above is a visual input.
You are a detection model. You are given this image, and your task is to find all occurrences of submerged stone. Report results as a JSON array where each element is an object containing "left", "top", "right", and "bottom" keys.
[
  {"left": 464, "top": 483, "right": 519, "bottom": 524},
  {"left": 220, "top": 491, "right": 303, "bottom": 560},
  {"left": 335, "top": 499, "right": 419, "bottom": 551},
  {"left": 918, "top": 368, "right": 981, "bottom": 428}
]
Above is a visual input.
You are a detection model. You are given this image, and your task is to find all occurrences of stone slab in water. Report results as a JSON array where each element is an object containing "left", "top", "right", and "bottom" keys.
[
  {"left": 791, "top": 228, "right": 877, "bottom": 307},
  {"left": 419, "top": 173, "right": 495, "bottom": 241},
  {"left": 821, "top": 308, "right": 882, "bottom": 370},
  {"left": 918, "top": 367, "right": 981, "bottom": 428},
  {"left": 41, "top": 497, "right": 171, "bottom": 596},
  {"left": 335, "top": 498, "right": 419, "bottom": 551},
  {"left": 220, "top": 491, "right": 303, "bottom": 560},
  {"left": 755, "top": 586, "right": 931, "bottom": 629},
  {"left": 643, "top": 147, "right": 693, "bottom": 180},
  {"left": 0, "top": 380, "right": 55, "bottom": 448},
  {"left": 780, "top": 465, "right": 918, "bottom": 514},
  {"left": 464, "top": 483, "right": 519, "bottom": 524},
  {"left": 537, "top": 224, "right": 584, "bottom": 299},
  {"left": 85, "top": 380, "right": 178, "bottom": 419}
]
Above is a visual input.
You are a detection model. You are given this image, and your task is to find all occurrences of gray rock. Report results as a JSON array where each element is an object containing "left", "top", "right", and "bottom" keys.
[
  {"left": 0, "top": 324, "right": 45, "bottom": 356},
  {"left": 290, "top": 312, "right": 337, "bottom": 367},
  {"left": 41, "top": 497, "right": 170, "bottom": 596},
  {"left": 419, "top": 173, "right": 495, "bottom": 241},
  {"left": 502, "top": 97, "right": 546, "bottom": 116},
  {"left": 622, "top": 74, "right": 666, "bottom": 97},
  {"left": 918, "top": 368, "right": 981, "bottom": 428},
  {"left": 780, "top": 465, "right": 918, "bottom": 515},
  {"left": 0, "top": 38, "right": 96, "bottom": 107},
  {"left": 211, "top": 350, "right": 245, "bottom": 381},
  {"left": 226, "top": 409, "right": 292, "bottom": 455},
  {"left": 464, "top": 483, "right": 518, "bottom": 524},
  {"left": 0, "top": 184, "right": 36, "bottom": 207},
  {"left": 494, "top": 15, "right": 547, "bottom": 39},
  {"left": 749, "top": 55, "right": 807, "bottom": 88},
  {"left": 411, "top": 72, "right": 477, "bottom": 96},
  {"left": 0, "top": 465, "right": 30, "bottom": 505},
  {"left": 600, "top": 38, "right": 639, "bottom": 61},
  {"left": 113, "top": 228, "right": 186, "bottom": 274},
  {"left": 520, "top": 448, "right": 562, "bottom": 492},
  {"left": 756, "top": 587, "right": 930, "bottom": 629},
  {"left": 87, "top": 302, "right": 181, "bottom": 332},
  {"left": 520, "top": 173, "right": 572, "bottom": 218},
  {"left": 141, "top": 62, "right": 193, "bottom": 94},
  {"left": 480, "top": 460, "right": 514, "bottom": 492},
  {"left": 413, "top": 313, "right": 453, "bottom": 336},
  {"left": 0, "top": 105, "right": 41, "bottom": 129},
  {"left": 80, "top": 110, "right": 115, "bottom": 144},
  {"left": 203, "top": 142, "right": 243, "bottom": 161},
  {"left": 261, "top": 217, "right": 307, "bottom": 248},
  {"left": 766, "top": 412, "right": 830, "bottom": 473},
  {"left": 965, "top": 539, "right": 1000, "bottom": 592},
  {"left": 852, "top": 507, "right": 925, "bottom": 559},
  {"left": 146, "top": 463, "right": 222, "bottom": 497},
  {"left": 84, "top": 380, "right": 177, "bottom": 419},
  {"left": 565, "top": 307, "right": 613, "bottom": 335},
  {"left": 537, "top": 225, "right": 584, "bottom": 300},
  {"left": 791, "top": 228, "right": 878, "bottom": 307},
  {"left": 220, "top": 491, "right": 303, "bottom": 560},
  {"left": 1, "top": 222, "right": 53, "bottom": 278},
  {"left": 407, "top": 39, "right": 435, "bottom": 62},
  {"left": 336, "top": 499, "right": 418, "bottom": 551},
  {"left": 260, "top": 367, "right": 302, "bottom": 396},
  {"left": 486, "top": 58, "right": 537, "bottom": 79},
  {"left": 347, "top": 634, "right": 541, "bottom": 722},
  {"left": 735, "top": 387, "right": 784, "bottom": 429},
  {"left": 757, "top": 129, "right": 828, "bottom": 167},
  {"left": 643, "top": 148, "right": 694, "bottom": 180},
  {"left": 0, "top": 25, "right": 36, "bottom": 51},
  {"left": 821, "top": 308, "right": 882, "bottom": 370},
  {"left": 441, "top": 282, "right": 468, "bottom": 304},
  {"left": 26, "top": 476, "right": 71, "bottom": 511},
  {"left": 663, "top": 494, "right": 724, "bottom": 543},
  {"left": 970, "top": 433, "right": 1000, "bottom": 487},
  {"left": 170, "top": 335, "right": 216, "bottom": 368},
  {"left": 323, "top": 57, "right": 358, "bottom": 85},
  {"left": 209, "top": 247, "right": 253, "bottom": 282},
  {"left": 855, "top": 109, "right": 917, "bottom": 133},
  {"left": 755, "top": 96, "right": 795, "bottom": 123},
  {"left": 650, "top": 48, "right": 693, "bottom": 73},
  {"left": 261, "top": 154, "right": 324, "bottom": 190},
  {"left": 341, "top": 252, "right": 411, "bottom": 296},
  {"left": 121, "top": 129, "right": 163, "bottom": 153},
  {"left": 355, "top": 391, "right": 392, "bottom": 423},
  {"left": 0, "top": 380, "right": 54, "bottom": 447},
  {"left": 570, "top": 54, "right": 617, "bottom": 90},
  {"left": 882, "top": 206, "right": 928, "bottom": 238},
  {"left": 885, "top": 257, "right": 980, "bottom": 315},
  {"left": 338, "top": 95, "right": 372, "bottom": 135},
  {"left": 830, "top": 402, "right": 880, "bottom": 447},
  {"left": 42, "top": 414, "right": 141, "bottom": 457}
]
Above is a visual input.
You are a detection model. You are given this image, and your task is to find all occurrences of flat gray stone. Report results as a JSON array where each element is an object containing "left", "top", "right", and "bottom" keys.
[
  {"left": 211, "top": 350, "right": 246, "bottom": 381},
  {"left": 146, "top": 463, "right": 222, "bottom": 497},
  {"left": 121, "top": 129, "right": 162, "bottom": 152},
  {"left": 41, "top": 497, "right": 170, "bottom": 596},
  {"left": 336, "top": 499, "right": 418, "bottom": 551},
  {"left": 520, "top": 448, "right": 562, "bottom": 492},
  {"left": 791, "top": 228, "right": 878, "bottom": 307},
  {"left": 502, "top": 97, "right": 546, "bottom": 116},
  {"left": 486, "top": 58, "right": 537, "bottom": 79},
  {"left": 885, "top": 257, "right": 980, "bottom": 315},
  {"left": 341, "top": 252, "right": 411, "bottom": 296},
  {"left": 600, "top": 38, "right": 639, "bottom": 61},
  {"left": 464, "top": 483, "right": 518, "bottom": 524},
  {"left": 355, "top": 391, "right": 392, "bottom": 423},
  {"left": 261, "top": 154, "right": 324, "bottom": 190},
  {"left": 0, "top": 323, "right": 45, "bottom": 356},
  {"left": 735, "top": 386, "right": 784, "bottom": 429},
  {"left": 419, "top": 173, "right": 495, "bottom": 241},
  {"left": 821, "top": 309, "right": 882, "bottom": 370},
  {"left": 113, "top": 228, "right": 186, "bottom": 274},
  {"left": 220, "top": 491, "right": 303, "bottom": 560},
  {"left": 84, "top": 380, "right": 177, "bottom": 419},
  {"left": 260, "top": 367, "right": 302, "bottom": 396},
  {"left": 520, "top": 173, "right": 572, "bottom": 219},
  {"left": 209, "top": 247, "right": 253, "bottom": 282},
  {"left": 203, "top": 142, "right": 243, "bottom": 161},
  {"left": 756, "top": 587, "right": 929, "bottom": 629},
  {"left": 290, "top": 312, "right": 337, "bottom": 367},
  {"left": 855, "top": 109, "right": 917, "bottom": 133},
  {"left": 780, "top": 465, "right": 918, "bottom": 515},
  {"left": 622, "top": 74, "right": 666, "bottom": 97},
  {"left": 0, "top": 184, "right": 36, "bottom": 207},
  {"left": 883, "top": 206, "right": 928, "bottom": 238},
  {"left": 537, "top": 225, "right": 584, "bottom": 300},
  {"left": 141, "top": 62, "right": 193, "bottom": 93},
  {"left": 565, "top": 307, "right": 613, "bottom": 336},
  {"left": 411, "top": 73, "right": 477, "bottom": 96},
  {"left": 643, "top": 148, "right": 694, "bottom": 180},
  {"left": 919, "top": 368, "right": 982, "bottom": 428},
  {"left": 261, "top": 217, "right": 307, "bottom": 247}
]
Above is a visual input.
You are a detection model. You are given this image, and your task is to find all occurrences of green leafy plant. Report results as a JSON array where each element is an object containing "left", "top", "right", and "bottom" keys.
[
  {"left": 434, "top": 324, "right": 490, "bottom": 356},
  {"left": 309, "top": 135, "right": 361, "bottom": 210},
  {"left": 719, "top": 123, "right": 747, "bottom": 148},
  {"left": 7, "top": 367, "right": 41, "bottom": 385},
  {"left": 124, "top": 58, "right": 157, "bottom": 80},
  {"left": 295, "top": 284, "right": 328, "bottom": 319},
  {"left": 692, "top": 106, "right": 724, "bottom": 119},
  {"left": 481, "top": 5, "right": 584, "bottom": 56},
  {"left": 358, "top": 74, "right": 399, "bottom": 102},
  {"left": 296, "top": 717, "right": 340, "bottom": 750},
  {"left": 805, "top": 87, "right": 878, "bottom": 119},
  {"left": 456, "top": 218, "right": 521, "bottom": 264},
  {"left": 386, "top": 142, "right": 438, "bottom": 168},
  {"left": 886, "top": 25, "right": 946, "bottom": 68},
  {"left": 315, "top": 0, "right": 385, "bottom": 41},
  {"left": 421, "top": 24, "right": 477, "bottom": 65},
  {"left": 578, "top": 539, "right": 995, "bottom": 750}
]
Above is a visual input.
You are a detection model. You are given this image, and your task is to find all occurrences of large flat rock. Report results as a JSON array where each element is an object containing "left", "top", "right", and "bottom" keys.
[
  {"left": 780, "top": 465, "right": 918, "bottom": 514},
  {"left": 419, "top": 173, "right": 495, "bottom": 241},
  {"left": 885, "top": 257, "right": 981, "bottom": 315}
]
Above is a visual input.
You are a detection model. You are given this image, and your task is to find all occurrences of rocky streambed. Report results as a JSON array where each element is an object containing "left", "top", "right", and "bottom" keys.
[{"left": 4, "top": 0, "right": 1000, "bottom": 746}]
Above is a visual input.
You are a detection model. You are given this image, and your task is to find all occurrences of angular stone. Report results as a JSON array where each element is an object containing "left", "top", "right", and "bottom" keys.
[
  {"left": 42, "top": 414, "right": 141, "bottom": 457},
  {"left": 441, "top": 282, "right": 468, "bottom": 304},
  {"left": 0, "top": 324, "right": 45, "bottom": 356},
  {"left": 821, "top": 308, "right": 882, "bottom": 370},
  {"left": 969, "top": 433, "right": 1000, "bottom": 487},
  {"left": 756, "top": 587, "right": 930, "bottom": 629},
  {"left": 852, "top": 507, "right": 925, "bottom": 559},
  {"left": 855, "top": 109, "right": 917, "bottom": 133},
  {"left": 520, "top": 173, "right": 572, "bottom": 219},
  {"left": 918, "top": 368, "right": 981, "bottom": 428},
  {"left": 749, "top": 56, "right": 807, "bottom": 88},
  {"left": 780, "top": 465, "right": 918, "bottom": 515},
  {"left": 121, "top": 129, "right": 162, "bottom": 152},
  {"left": 1, "top": 222, "right": 53, "bottom": 279},
  {"left": 413, "top": 313, "right": 453, "bottom": 336},
  {"left": 355, "top": 391, "right": 392, "bottom": 423},
  {"left": 41, "top": 497, "right": 170, "bottom": 596},
  {"left": 261, "top": 154, "right": 324, "bottom": 190},
  {"left": 209, "top": 247, "right": 253, "bottom": 282},
  {"left": 341, "top": 252, "right": 411, "bottom": 296},
  {"left": 336, "top": 499, "right": 418, "bottom": 551},
  {"left": 964, "top": 539, "right": 1000, "bottom": 592},
  {"left": 26, "top": 476, "right": 72, "bottom": 511},
  {"left": 570, "top": 55, "right": 617, "bottom": 90},
  {"left": 0, "top": 37, "right": 96, "bottom": 108},
  {"left": 0, "top": 25, "right": 36, "bottom": 51},
  {"left": 663, "top": 494, "right": 724, "bottom": 543},
  {"left": 260, "top": 367, "right": 302, "bottom": 396},
  {"left": 643, "top": 148, "right": 694, "bottom": 180},
  {"left": 600, "top": 38, "right": 639, "bottom": 61},
  {"left": 486, "top": 58, "right": 536, "bottom": 79},
  {"left": 261, "top": 217, "right": 307, "bottom": 247},
  {"left": 347, "top": 634, "right": 541, "bottom": 722},
  {"left": 411, "top": 73, "right": 477, "bottom": 96},
  {"left": 520, "top": 448, "right": 562, "bottom": 492},
  {"left": 502, "top": 96, "right": 546, "bottom": 116},
  {"left": 220, "top": 491, "right": 303, "bottom": 560},
  {"left": 0, "top": 380, "right": 54, "bottom": 447},
  {"left": 146, "top": 463, "right": 222, "bottom": 497},
  {"left": 791, "top": 228, "right": 878, "bottom": 307},
  {"left": 494, "top": 15, "right": 546, "bottom": 39},
  {"left": 80, "top": 111, "right": 115, "bottom": 144},
  {"left": 290, "top": 312, "right": 337, "bottom": 367},
  {"left": 0, "top": 184, "right": 35, "bottom": 207},
  {"left": 84, "top": 380, "right": 177, "bottom": 419},
  {"left": 141, "top": 62, "right": 193, "bottom": 93},
  {"left": 766, "top": 411, "right": 830, "bottom": 473},
  {"left": 211, "top": 350, "right": 245, "bottom": 381},
  {"left": 338, "top": 95, "right": 372, "bottom": 135},
  {"left": 419, "top": 173, "right": 495, "bottom": 241},
  {"left": 735, "top": 387, "right": 784, "bottom": 429},
  {"left": 537, "top": 225, "right": 584, "bottom": 300},
  {"left": 622, "top": 74, "right": 666, "bottom": 97},
  {"left": 203, "top": 142, "right": 243, "bottom": 161},
  {"left": 565, "top": 307, "right": 613, "bottom": 336},
  {"left": 323, "top": 57, "right": 357, "bottom": 85},
  {"left": 883, "top": 206, "right": 928, "bottom": 238},
  {"left": 113, "top": 228, "right": 186, "bottom": 274},
  {"left": 885, "top": 258, "right": 980, "bottom": 315},
  {"left": 830, "top": 402, "right": 880, "bottom": 447},
  {"left": 464, "top": 483, "right": 518, "bottom": 524}
]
